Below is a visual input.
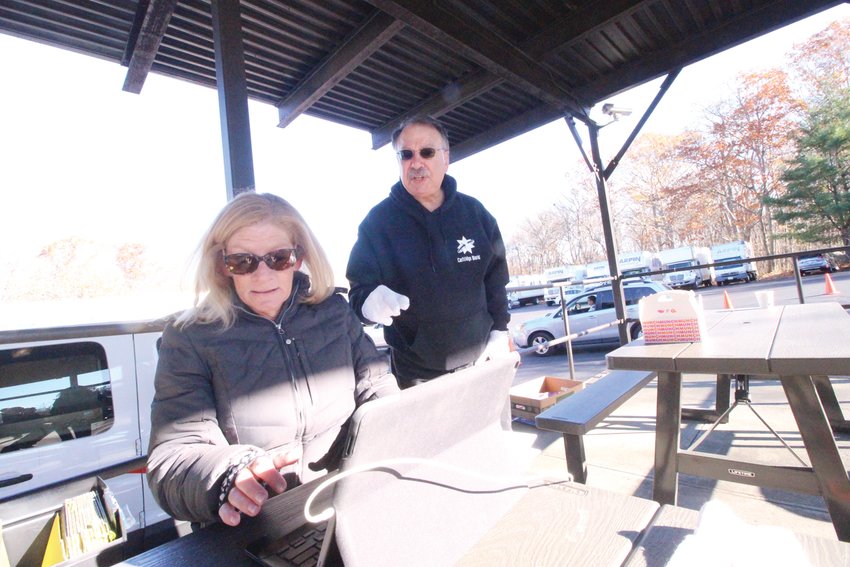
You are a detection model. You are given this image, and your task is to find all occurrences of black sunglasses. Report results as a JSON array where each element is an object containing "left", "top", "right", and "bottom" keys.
[
  {"left": 222, "top": 247, "right": 301, "bottom": 275},
  {"left": 396, "top": 147, "right": 446, "bottom": 161}
]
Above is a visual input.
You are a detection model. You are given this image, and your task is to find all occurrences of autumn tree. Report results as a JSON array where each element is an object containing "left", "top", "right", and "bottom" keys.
[
  {"left": 767, "top": 91, "right": 850, "bottom": 245},
  {"left": 550, "top": 177, "right": 609, "bottom": 264},
  {"left": 2, "top": 237, "right": 174, "bottom": 302},
  {"left": 764, "top": 17, "right": 850, "bottom": 247},
  {"left": 116, "top": 243, "right": 147, "bottom": 286},
  {"left": 674, "top": 70, "right": 800, "bottom": 268},
  {"left": 788, "top": 19, "right": 850, "bottom": 104},
  {"left": 503, "top": 18, "right": 850, "bottom": 272},
  {"left": 617, "top": 133, "right": 698, "bottom": 250},
  {"left": 505, "top": 211, "right": 566, "bottom": 275}
]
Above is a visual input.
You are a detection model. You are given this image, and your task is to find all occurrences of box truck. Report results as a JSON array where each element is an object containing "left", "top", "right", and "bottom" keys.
[
  {"left": 658, "top": 245, "right": 714, "bottom": 289},
  {"left": 507, "top": 274, "right": 546, "bottom": 307},
  {"left": 582, "top": 260, "right": 611, "bottom": 288},
  {"left": 543, "top": 265, "right": 586, "bottom": 305},
  {"left": 618, "top": 250, "right": 661, "bottom": 280},
  {"left": 710, "top": 240, "right": 758, "bottom": 285}
]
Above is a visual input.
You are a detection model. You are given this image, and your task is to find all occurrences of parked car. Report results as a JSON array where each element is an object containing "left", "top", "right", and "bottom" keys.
[
  {"left": 798, "top": 252, "right": 839, "bottom": 276},
  {"left": 511, "top": 281, "right": 670, "bottom": 355}
]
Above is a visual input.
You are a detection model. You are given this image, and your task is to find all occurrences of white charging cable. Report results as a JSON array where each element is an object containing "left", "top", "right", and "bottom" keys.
[{"left": 303, "top": 457, "right": 552, "bottom": 523}]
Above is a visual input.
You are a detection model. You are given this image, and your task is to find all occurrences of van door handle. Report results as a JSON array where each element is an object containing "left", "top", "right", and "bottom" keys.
[{"left": 0, "top": 474, "right": 33, "bottom": 488}]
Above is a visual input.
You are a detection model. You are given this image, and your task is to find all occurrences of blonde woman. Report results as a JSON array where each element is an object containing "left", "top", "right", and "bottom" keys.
[{"left": 147, "top": 192, "right": 398, "bottom": 526}]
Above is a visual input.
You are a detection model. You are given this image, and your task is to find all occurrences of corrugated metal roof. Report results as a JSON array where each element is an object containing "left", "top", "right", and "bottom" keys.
[{"left": 0, "top": 0, "right": 843, "bottom": 160}]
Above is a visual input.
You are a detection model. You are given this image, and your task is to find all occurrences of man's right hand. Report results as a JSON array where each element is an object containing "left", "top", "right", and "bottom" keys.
[{"left": 362, "top": 285, "right": 410, "bottom": 326}]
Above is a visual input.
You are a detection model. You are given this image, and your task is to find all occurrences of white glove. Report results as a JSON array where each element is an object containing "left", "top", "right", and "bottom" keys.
[
  {"left": 361, "top": 285, "right": 410, "bottom": 326},
  {"left": 476, "top": 330, "right": 511, "bottom": 364}
]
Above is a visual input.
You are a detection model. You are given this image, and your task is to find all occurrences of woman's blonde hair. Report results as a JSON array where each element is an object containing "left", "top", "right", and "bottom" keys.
[{"left": 176, "top": 192, "right": 335, "bottom": 328}]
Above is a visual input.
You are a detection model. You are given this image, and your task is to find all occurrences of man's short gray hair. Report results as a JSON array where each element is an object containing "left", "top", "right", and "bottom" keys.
[{"left": 391, "top": 116, "right": 450, "bottom": 149}]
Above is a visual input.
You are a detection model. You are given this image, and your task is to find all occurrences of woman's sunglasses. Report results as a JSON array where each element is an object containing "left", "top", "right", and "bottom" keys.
[
  {"left": 222, "top": 247, "right": 301, "bottom": 275},
  {"left": 396, "top": 147, "right": 447, "bottom": 160}
]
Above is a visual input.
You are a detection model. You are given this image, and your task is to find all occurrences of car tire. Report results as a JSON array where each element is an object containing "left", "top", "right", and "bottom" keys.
[
  {"left": 629, "top": 323, "right": 643, "bottom": 341},
  {"left": 529, "top": 332, "right": 555, "bottom": 356}
]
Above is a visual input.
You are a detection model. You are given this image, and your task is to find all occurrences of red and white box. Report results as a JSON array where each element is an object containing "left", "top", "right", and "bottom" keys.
[{"left": 638, "top": 290, "right": 706, "bottom": 344}]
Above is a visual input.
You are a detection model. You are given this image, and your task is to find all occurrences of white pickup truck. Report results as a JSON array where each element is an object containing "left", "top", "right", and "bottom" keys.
[{"left": 0, "top": 320, "right": 184, "bottom": 564}]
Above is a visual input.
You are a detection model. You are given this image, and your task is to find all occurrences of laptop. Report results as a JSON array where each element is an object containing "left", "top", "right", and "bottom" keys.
[{"left": 246, "top": 352, "right": 526, "bottom": 567}]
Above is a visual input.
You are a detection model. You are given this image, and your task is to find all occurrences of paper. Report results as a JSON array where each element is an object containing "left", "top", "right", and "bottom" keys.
[{"left": 54, "top": 489, "right": 118, "bottom": 562}]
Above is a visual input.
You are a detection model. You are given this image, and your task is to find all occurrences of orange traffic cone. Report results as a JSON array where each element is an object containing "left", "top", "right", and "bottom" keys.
[
  {"left": 825, "top": 273, "right": 839, "bottom": 295},
  {"left": 722, "top": 290, "right": 734, "bottom": 310}
]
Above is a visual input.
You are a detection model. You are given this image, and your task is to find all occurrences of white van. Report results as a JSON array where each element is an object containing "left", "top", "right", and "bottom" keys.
[{"left": 0, "top": 321, "right": 181, "bottom": 563}]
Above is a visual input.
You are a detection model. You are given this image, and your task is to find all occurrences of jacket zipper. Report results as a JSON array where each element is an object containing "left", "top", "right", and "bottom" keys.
[
  {"left": 275, "top": 323, "right": 307, "bottom": 446},
  {"left": 234, "top": 281, "right": 308, "bottom": 465}
]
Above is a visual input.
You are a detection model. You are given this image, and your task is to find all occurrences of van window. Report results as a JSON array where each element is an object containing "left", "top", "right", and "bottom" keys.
[{"left": 0, "top": 342, "right": 113, "bottom": 453}]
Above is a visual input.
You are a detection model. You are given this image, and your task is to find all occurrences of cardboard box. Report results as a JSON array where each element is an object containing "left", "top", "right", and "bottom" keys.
[
  {"left": 1, "top": 477, "right": 126, "bottom": 567},
  {"left": 509, "top": 376, "right": 584, "bottom": 422}
]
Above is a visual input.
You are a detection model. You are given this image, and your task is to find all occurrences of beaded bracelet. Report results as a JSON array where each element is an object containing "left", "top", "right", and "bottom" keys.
[{"left": 218, "top": 449, "right": 263, "bottom": 507}]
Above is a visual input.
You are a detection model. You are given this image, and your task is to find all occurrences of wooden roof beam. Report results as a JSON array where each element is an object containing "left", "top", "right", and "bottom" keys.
[
  {"left": 449, "top": 104, "right": 564, "bottom": 163},
  {"left": 573, "top": 0, "right": 844, "bottom": 103},
  {"left": 276, "top": 11, "right": 404, "bottom": 128},
  {"left": 122, "top": 0, "right": 177, "bottom": 94},
  {"left": 365, "top": 0, "right": 588, "bottom": 120},
  {"left": 368, "top": 0, "right": 647, "bottom": 148},
  {"left": 370, "top": 70, "right": 503, "bottom": 149}
]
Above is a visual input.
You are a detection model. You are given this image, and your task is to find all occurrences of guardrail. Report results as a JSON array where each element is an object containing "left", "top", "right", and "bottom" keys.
[{"left": 514, "top": 246, "right": 849, "bottom": 379}]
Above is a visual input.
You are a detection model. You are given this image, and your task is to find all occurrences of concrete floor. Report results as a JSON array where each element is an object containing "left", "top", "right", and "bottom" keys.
[{"left": 510, "top": 371, "right": 850, "bottom": 543}]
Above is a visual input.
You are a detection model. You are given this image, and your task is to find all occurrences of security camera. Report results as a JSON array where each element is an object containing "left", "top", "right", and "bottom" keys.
[{"left": 601, "top": 103, "right": 632, "bottom": 118}]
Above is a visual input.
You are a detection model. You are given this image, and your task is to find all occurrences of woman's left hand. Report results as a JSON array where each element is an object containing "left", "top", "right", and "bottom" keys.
[{"left": 218, "top": 448, "right": 302, "bottom": 526}]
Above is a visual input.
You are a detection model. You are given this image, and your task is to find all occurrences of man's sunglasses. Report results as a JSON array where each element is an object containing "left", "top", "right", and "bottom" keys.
[
  {"left": 222, "top": 247, "right": 301, "bottom": 275},
  {"left": 396, "top": 147, "right": 447, "bottom": 161}
]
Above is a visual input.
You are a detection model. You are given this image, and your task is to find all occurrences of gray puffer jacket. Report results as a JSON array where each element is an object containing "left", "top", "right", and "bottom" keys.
[{"left": 146, "top": 275, "right": 398, "bottom": 523}]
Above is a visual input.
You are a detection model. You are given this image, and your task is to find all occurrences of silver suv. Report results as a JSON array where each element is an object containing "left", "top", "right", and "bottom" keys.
[{"left": 511, "top": 280, "right": 670, "bottom": 355}]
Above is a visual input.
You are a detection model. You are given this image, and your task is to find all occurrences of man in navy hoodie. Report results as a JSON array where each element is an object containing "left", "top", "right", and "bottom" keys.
[{"left": 346, "top": 116, "right": 511, "bottom": 387}]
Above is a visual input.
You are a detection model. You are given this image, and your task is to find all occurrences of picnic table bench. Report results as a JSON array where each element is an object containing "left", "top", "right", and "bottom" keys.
[{"left": 534, "top": 369, "right": 657, "bottom": 483}]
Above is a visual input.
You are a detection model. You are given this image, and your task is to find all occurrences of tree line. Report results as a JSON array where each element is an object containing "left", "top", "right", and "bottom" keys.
[{"left": 506, "top": 19, "right": 850, "bottom": 277}]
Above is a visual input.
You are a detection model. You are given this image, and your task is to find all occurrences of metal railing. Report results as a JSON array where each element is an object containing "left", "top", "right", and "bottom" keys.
[{"left": 513, "top": 246, "right": 848, "bottom": 380}]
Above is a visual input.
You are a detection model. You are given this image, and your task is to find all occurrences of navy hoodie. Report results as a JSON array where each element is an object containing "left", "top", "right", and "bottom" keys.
[{"left": 346, "top": 174, "right": 510, "bottom": 381}]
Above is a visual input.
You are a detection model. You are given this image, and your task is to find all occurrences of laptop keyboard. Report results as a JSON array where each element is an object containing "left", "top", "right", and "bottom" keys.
[{"left": 248, "top": 521, "right": 328, "bottom": 567}]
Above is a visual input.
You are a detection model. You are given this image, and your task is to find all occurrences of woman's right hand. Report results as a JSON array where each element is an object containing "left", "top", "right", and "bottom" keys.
[{"left": 218, "top": 448, "right": 302, "bottom": 526}]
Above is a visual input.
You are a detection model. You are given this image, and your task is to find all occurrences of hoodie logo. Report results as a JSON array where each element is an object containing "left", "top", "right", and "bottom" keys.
[{"left": 456, "top": 236, "right": 481, "bottom": 263}]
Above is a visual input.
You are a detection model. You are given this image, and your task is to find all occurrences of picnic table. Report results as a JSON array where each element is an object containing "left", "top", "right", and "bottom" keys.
[{"left": 606, "top": 303, "right": 850, "bottom": 541}]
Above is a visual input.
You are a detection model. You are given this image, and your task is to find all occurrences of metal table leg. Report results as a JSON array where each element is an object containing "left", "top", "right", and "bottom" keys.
[
  {"left": 682, "top": 373, "right": 731, "bottom": 423},
  {"left": 812, "top": 374, "right": 850, "bottom": 434},
  {"left": 780, "top": 374, "right": 850, "bottom": 542},
  {"left": 654, "top": 370, "right": 682, "bottom": 505}
]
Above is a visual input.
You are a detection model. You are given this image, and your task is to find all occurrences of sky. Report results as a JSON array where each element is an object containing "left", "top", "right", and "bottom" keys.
[{"left": 2, "top": 4, "right": 849, "bottom": 325}]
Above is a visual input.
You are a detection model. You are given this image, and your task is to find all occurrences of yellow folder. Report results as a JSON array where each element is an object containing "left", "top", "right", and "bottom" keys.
[{"left": 41, "top": 513, "right": 65, "bottom": 567}]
